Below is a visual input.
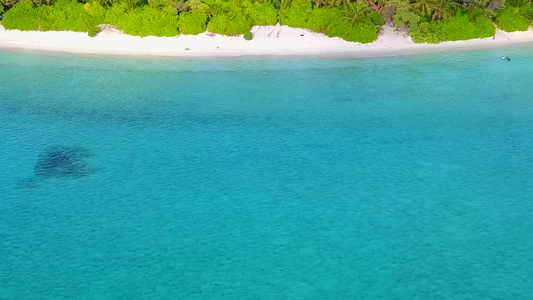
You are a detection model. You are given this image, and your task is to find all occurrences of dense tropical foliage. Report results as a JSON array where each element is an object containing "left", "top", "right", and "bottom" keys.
[{"left": 0, "top": 0, "right": 532, "bottom": 43}]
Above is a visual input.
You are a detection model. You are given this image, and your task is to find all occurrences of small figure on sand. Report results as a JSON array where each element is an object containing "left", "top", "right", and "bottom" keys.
[{"left": 502, "top": 56, "right": 511, "bottom": 61}]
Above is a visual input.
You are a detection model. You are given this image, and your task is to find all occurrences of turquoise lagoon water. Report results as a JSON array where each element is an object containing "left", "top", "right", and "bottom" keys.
[{"left": 0, "top": 49, "right": 532, "bottom": 299}]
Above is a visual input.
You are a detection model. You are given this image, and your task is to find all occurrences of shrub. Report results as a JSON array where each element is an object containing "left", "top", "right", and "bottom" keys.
[
  {"left": 368, "top": 10, "right": 385, "bottom": 26},
  {"left": 104, "top": 2, "right": 127, "bottom": 24},
  {"left": 495, "top": 7, "right": 531, "bottom": 32},
  {"left": 279, "top": 4, "right": 380, "bottom": 43},
  {"left": 38, "top": 0, "right": 96, "bottom": 32},
  {"left": 410, "top": 15, "right": 495, "bottom": 43},
  {"left": 410, "top": 22, "right": 441, "bottom": 43},
  {"left": 308, "top": 7, "right": 379, "bottom": 43},
  {"left": 1, "top": 0, "right": 383, "bottom": 44},
  {"left": 243, "top": 31, "right": 253, "bottom": 40},
  {"left": 439, "top": 15, "right": 494, "bottom": 41},
  {"left": 2, "top": 0, "right": 39, "bottom": 30},
  {"left": 118, "top": 0, "right": 143, "bottom": 10},
  {"left": 178, "top": 11, "right": 207, "bottom": 34},
  {"left": 115, "top": 5, "right": 179, "bottom": 37},
  {"left": 83, "top": 1, "right": 106, "bottom": 24},
  {"left": 2, "top": 0, "right": 100, "bottom": 31},
  {"left": 88, "top": 26, "right": 100, "bottom": 37},
  {"left": 207, "top": 13, "right": 251, "bottom": 35},
  {"left": 278, "top": 0, "right": 312, "bottom": 28},
  {"left": 148, "top": 0, "right": 175, "bottom": 10},
  {"left": 307, "top": 8, "right": 336, "bottom": 33},
  {"left": 186, "top": 0, "right": 208, "bottom": 12},
  {"left": 393, "top": 10, "right": 420, "bottom": 30},
  {"left": 326, "top": 20, "right": 378, "bottom": 43},
  {"left": 473, "top": 16, "right": 497, "bottom": 37},
  {"left": 244, "top": 2, "right": 277, "bottom": 26}
]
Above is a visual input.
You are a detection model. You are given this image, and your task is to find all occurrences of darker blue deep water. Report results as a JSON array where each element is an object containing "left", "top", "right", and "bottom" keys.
[{"left": 0, "top": 50, "right": 532, "bottom": 299}]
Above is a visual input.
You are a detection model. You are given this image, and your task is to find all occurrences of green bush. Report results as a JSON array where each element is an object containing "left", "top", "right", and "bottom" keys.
[
  {"left": 409, "top": 22, "right": 439, "bottom": 43},
  {"left": 116, "top": 0, "right": 143, "bottom": 10},
  {"left": 368, "top": 10, "right": 384, "bottom": 26},
  {"left": 307, "top": 8, "right": 337, "bottom": 33},
  {"left": 178, "top": 11, "right": 207, "bottom": 35},
  {"left": 393, "top": 10, "right": 420, "bottom": 30},
  {"left": 326, "top": 20, "right": 378, "bottom": 43},
  {"left": 495, "top": 7, "right": 532, "bottom": 32},
  {"left": 473, "top": 16, "right": 497, "bottom": 37},
  {"left": 0, "top": 0, "right": 382, "bottom": 44},
  {"left": 410, "top": 15, "right": 495, "bottom": 43},
  {"left": 2, "top": 0, "right": 102, "bottom": 32},
  {"left": 83, "top": 1, "right": 106, "bottom": 24},
  {"left": 104, "top": 2, "right": 127, "bottom": 24},
  {"left": 278, "top": 0, "right": 312, "bottom": 28},
  {"left": 88, "top": 26, "right": 101, "bottom": 37},
  {"left": 148, "top": 0, "right": 176, "bottom": 10},
  {"left": 270, "top": 0, "right": 281, "bottom": 9},
  {"left": 440, "top": 15, "right": 494, "bottom": 41},
  {"left": 39, "top": 0, "right": 96, "bottom": 32},
  {"left": 307, "top": 7, "right": 379, "bottom": 43},
  {"left": 148, "top": 0, "right": 178, "bottom": 14},
  {"left": 244, "top": 2, "right": 277, "bottom": 26},
  {"left": 115, "top": 5, "right": 179, "bottom": 37},
  {"left": 2, "top": 0, "right": 40, "bottom": 30},
  {"left": 243, "top": 30, "right": 253, "bottom": 40},
  {"left": 207, "top": 13, "right": 251, "bottom": 35}
]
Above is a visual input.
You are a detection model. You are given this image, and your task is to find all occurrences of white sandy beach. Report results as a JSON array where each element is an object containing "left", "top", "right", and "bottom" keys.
[{"left": 1, "top": 22, "right": 533, "bottom": 58}]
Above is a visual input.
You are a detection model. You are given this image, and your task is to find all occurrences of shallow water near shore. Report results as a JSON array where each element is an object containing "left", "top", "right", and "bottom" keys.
[{"left": 1, "top": 49, "right": 532, "bottom": 299}]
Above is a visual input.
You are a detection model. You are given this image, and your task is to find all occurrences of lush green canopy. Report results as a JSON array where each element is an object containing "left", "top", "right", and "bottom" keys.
[{"left": 1, "top": 0, "right": 532, "bottom": 43}]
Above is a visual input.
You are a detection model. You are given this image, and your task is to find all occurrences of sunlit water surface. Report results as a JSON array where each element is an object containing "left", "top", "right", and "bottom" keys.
[{"left": 1, "top": 49, "right": 532, "bottom": 299}]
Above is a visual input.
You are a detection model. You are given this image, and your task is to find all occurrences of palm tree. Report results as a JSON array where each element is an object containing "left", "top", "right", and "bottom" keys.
[
  {"left": 412, "top": 0, "right": 435, "bottom": 18},
  {"left": 431, "top": 0, "right": 457, "bottom": 20},
  {"left": 342, "top": 1, "right": 372, "bottom": 25},
  {"left": 466, "top": 5, "right": 484, "bottom": 21}
]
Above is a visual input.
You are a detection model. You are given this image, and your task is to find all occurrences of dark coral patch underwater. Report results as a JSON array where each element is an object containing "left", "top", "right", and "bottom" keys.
[{"left": 34, "top": 146, "right": 95, "bottom": 179}]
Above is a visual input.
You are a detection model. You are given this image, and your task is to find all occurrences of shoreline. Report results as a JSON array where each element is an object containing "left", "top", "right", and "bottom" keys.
[{"left": 1, "top": 23, "right": 533, "bottom": 59}]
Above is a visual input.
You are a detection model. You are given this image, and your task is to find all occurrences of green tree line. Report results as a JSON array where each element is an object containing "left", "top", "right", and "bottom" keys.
[{"left": 1, "top": 0, "right": 532, "bottom": 43}]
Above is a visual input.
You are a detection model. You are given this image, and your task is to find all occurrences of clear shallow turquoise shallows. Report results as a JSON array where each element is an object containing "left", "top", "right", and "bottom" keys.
[{"left": 1, "top": 49, "right": 532, "bottom": 299}]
